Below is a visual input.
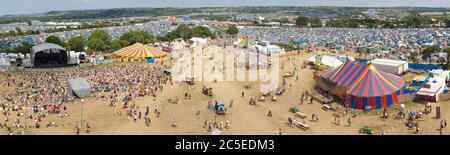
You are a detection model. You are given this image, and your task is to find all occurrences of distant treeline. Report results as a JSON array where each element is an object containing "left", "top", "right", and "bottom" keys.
[
  {"left": 295, "top": 15, "right": 450, "bottom": 28},
  {"left": 2, "top": 6, "right": 450, "bottom": 21}
]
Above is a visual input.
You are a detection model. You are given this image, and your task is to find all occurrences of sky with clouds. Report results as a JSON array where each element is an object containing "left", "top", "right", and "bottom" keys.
[{"left": 1, "top": 0, "right": 450, "bottom": 16}]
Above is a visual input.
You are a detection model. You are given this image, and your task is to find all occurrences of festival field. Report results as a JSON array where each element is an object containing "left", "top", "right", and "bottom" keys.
[{"left": 1, "top": 51, "right": 449, "bottom": 135}]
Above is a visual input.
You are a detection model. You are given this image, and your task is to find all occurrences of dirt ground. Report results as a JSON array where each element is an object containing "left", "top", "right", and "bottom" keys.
[{"left": 0, "top": 51, "right": 449, "bottom": 135}]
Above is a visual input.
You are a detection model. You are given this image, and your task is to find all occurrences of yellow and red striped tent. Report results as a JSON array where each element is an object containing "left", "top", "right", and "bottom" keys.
[{"left": 114, "top": 43, "right": 167, "bottom": 58}]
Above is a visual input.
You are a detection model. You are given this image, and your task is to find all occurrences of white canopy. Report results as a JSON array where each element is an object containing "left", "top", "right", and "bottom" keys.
[{"left": 321, "top": 55, "right": 343, "bottom": 68}]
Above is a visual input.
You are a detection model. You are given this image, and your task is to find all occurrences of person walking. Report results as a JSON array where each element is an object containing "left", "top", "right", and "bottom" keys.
[
  {"left": 300, "top": 95, "right": 304, "bottom": 104},
  {"left": 75, "top": 124, "right": 80, "bottom": 135},
  {"left": 347, "top": 117, "right": 352, "bottom": 127}
]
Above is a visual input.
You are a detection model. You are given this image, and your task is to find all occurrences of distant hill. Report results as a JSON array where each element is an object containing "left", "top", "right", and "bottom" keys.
[{"left": 1, "top": 6, "right": 450, "bottom": 21}]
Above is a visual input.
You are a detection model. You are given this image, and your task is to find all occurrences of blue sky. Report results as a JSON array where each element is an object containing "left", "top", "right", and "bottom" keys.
[{"left": 1, "top": 0, "right": 450, "bottom": 16}]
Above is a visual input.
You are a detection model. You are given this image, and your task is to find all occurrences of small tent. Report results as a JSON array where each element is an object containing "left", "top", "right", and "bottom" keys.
[{"left": 321, "top": 55, "right": 343, "bottom": 68}]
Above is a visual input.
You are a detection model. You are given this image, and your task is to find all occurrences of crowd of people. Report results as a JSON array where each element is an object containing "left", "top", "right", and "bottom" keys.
[{"left": 0, "top": 63, "right": 171, "bottom": 135}]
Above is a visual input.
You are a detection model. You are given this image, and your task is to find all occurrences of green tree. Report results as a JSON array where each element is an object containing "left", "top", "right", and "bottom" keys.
[
  {"left": 0, "top": 49, "right": 14, "bottom": 54},
  {"left": 25, "top": 29, "right": 40, "bottom": 35},
  {"left": 402, "top": 15, "right": 425, "bottom": 28},
  {"left": 383, "top": 21, "right": 395, "bottom": 29},
  {"left": 8, "top": 30, "right": 16, "bottom": 36},
  {"left": 445, "top": 18, "right": 450, "bottom": 28},
  {"left": 347, "top": 21, "right": 359, "bottom": 28},
  {"left": 45, "top": 35, "right": 63, "bottom": 46},
  {"left": 411, "top": 52, "right": 419, "bottom": 63},
  {"left": 87, "top": 37, "right": 108, "bottom": 52},
  {"left": 111, "top": 39, "right": 130, "bottom": 49},
  {"left": 15, "top": 27, "right": 23, "bottom": 36},
  {"left": 309, "top": 17, "right": 322, "bottom": 27},
  {"left": 14, "top": 42, "right": 33, "bottom": 54},
  {"left": 167, "top": 24, "right": 193, "bottom": 40},
  {"left": 120, "top": 30, "right": 155, "bottom": 45},
  {"left": 192, "top": 26, "right": 212, "bottom": 38},
  {"left": 88, "top": 29, "right": 111, "bottom": 52},
  {"left": 90, "top": 29, "right": 111, "bottom": 44},
  {"left": 295, "top": 16, "right": 309, "bottom": 27},
  {"left": 27, "top": 21, "right": 32, "bottom": 26},
  {"left": 156, "top": 35, "right": 170, "bottom": 42},
  {"left": 226, "top": 25, "right": 239, "bottom": 35},
  {"left": 66, "top": 36, "right": 85, "bottom": 52},
  {"left": 444, "top": 47, "right": 450, "bottom": 68},
  {"left": 422, "top": 45, "right": 438, "bottom": 61},
  {"left": 111, "top": 40, "right": 122, "bottom": 49}
]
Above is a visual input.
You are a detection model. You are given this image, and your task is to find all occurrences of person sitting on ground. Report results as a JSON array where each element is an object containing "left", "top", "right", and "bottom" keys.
[
  {"left": 86, "top": 123, "right": 91, "bottom": 133},
  {"left": 268, "top": 110, "right": 272, "bottom": 117}
]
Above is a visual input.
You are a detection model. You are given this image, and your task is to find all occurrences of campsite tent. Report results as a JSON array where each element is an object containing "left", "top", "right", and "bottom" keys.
[
  {"left": 189, "top": 38, "right": 208, "bottom": 47},
  {"left": 114, "top": 43, "right": 167, "bottom": 59},
  {"left": 68, "top": 78, "right": 92, "bottom": 98},
  {"left": 320, "top": 58, "right": 405, "bottom": 109},
  {"left": 170, "top": 38, "right": 188, "bottom": 50}
]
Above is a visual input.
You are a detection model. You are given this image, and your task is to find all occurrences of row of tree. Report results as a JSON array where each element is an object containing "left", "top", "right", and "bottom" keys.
[
  {"left": 296, "top": 15, "right": 450, "bottom": 28},
  {"left": 0, "top": 21, "right": 135, "bottom": 39},
  {"left": 0, "top": 27, "right": 41, "bottom": 39},
  {"left": 1, "top": 24, "right": 240, "bottom": 54},
  {"left": 295, "top": 16, "right": 322, "bottom": 27}
]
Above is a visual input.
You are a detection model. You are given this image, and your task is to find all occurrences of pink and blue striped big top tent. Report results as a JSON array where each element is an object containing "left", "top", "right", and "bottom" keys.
[{"left": 321, "top": 58, "right": 405, "bottom": 109}]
